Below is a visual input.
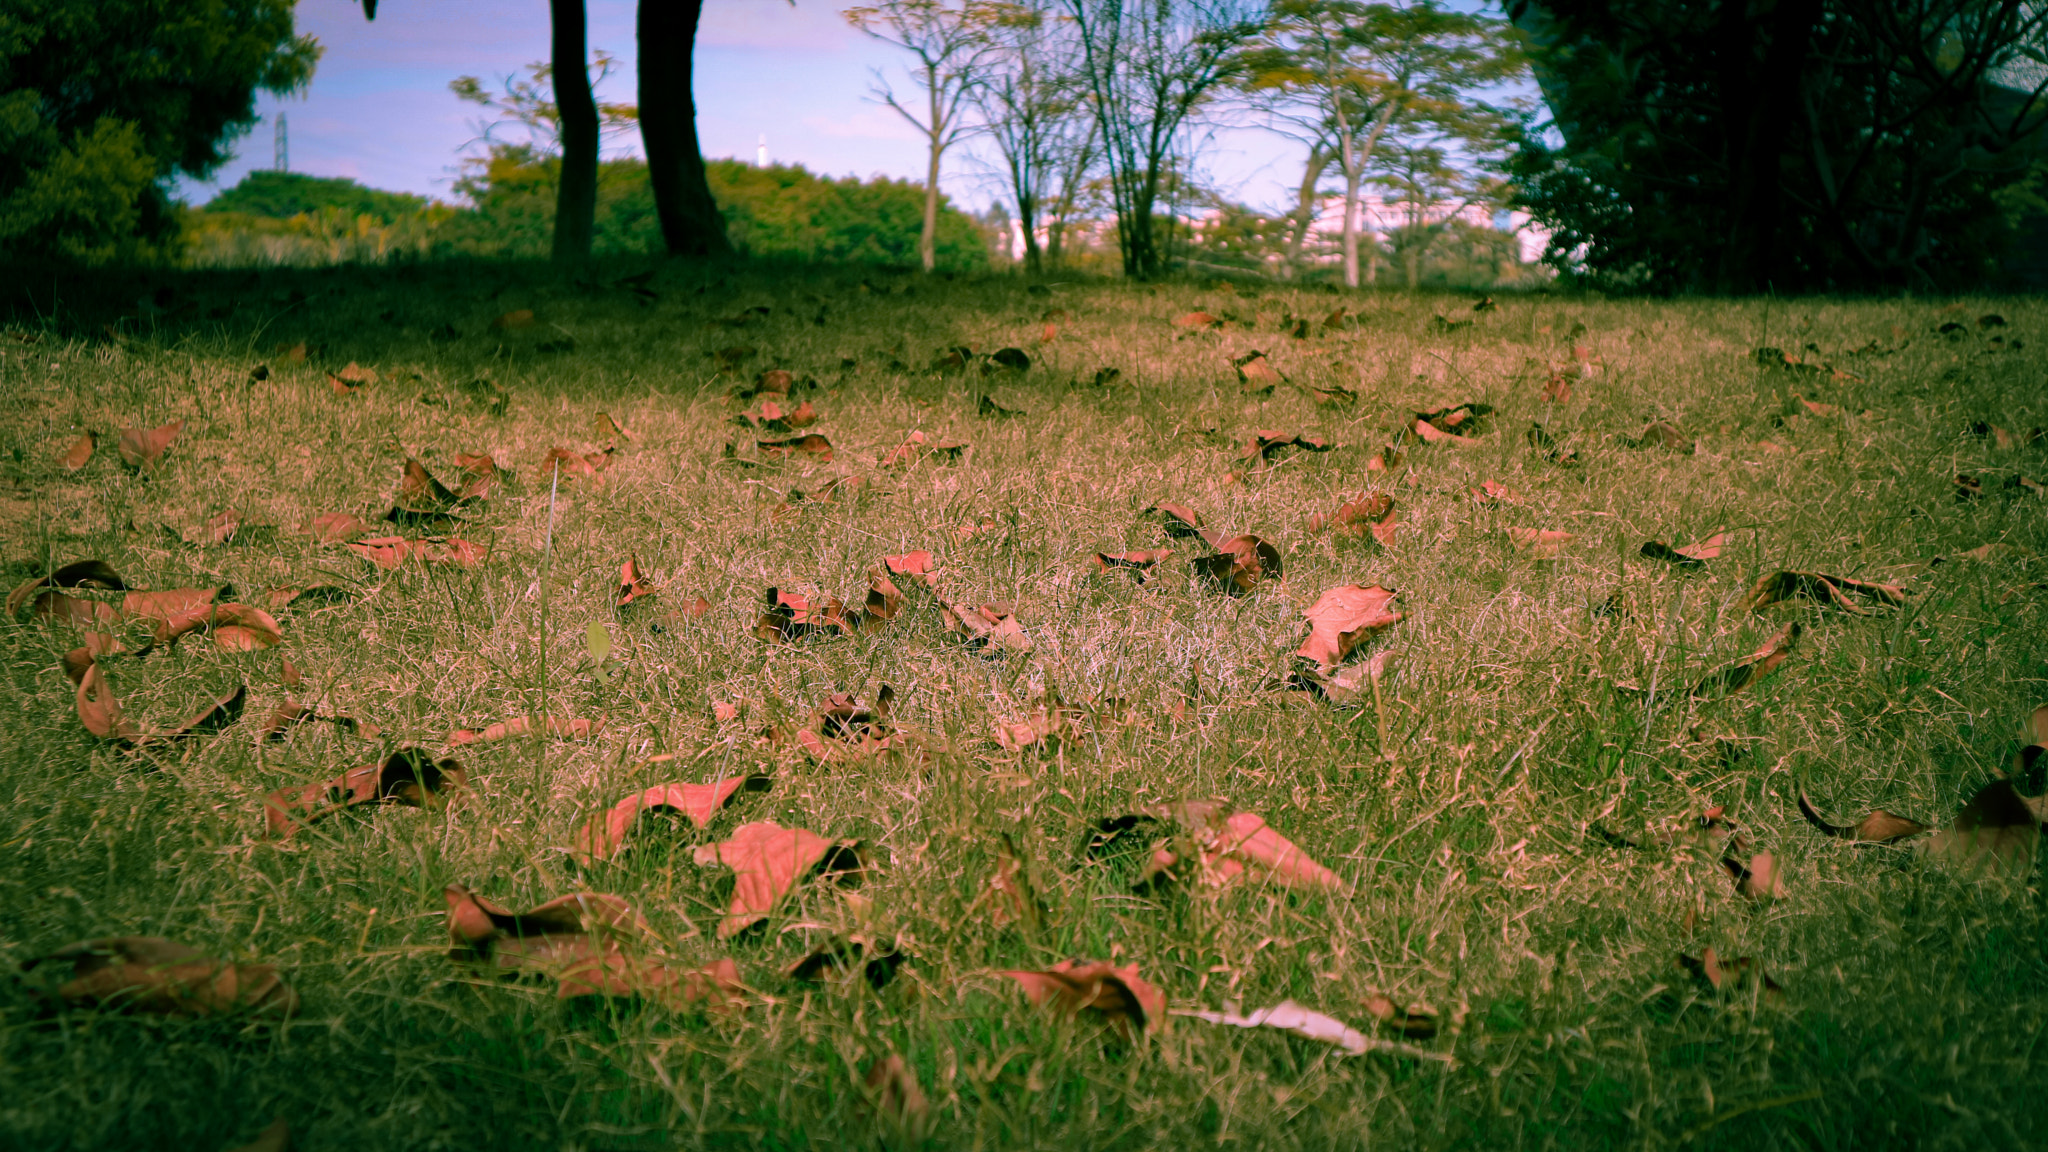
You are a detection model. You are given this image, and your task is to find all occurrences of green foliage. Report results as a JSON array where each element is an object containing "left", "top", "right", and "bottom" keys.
[
  {"left": 202, "top": 171, "right": 429, "bottom": 224},
  {"left": 0, "top": 0, "right": 318, "bottom": 261}
]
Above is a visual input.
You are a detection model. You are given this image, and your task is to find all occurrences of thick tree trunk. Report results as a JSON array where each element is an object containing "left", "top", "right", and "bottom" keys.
[
  {"left": 551, "top": 0, "right": 599, "bottom": 264},
  {"left": 1282, "top": 145, "right": 1331, "bottom": 280},
  {"left": 1715, "top": 0, "right": 1823, "bottom": 292},
  {"left": 638, "top": 0, "right": 731, "bottom": 257},
  {"left": 1016, "top": 190, "right": 1041, "bottom": 275}
]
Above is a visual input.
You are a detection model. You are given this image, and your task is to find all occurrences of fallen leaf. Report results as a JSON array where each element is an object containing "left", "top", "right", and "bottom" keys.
[
  {"left": 1192, "top": 534, "right": 1282, "bottom": 595},
  {"left": 1173, "top": 311, "right": 1223, "bottom": 331},
  {"left": 1095, "top": 549, "right": 1174, "bottom": 582},
  {"left": 1001, "top": 960, "right": 1164, "bottom": 1039},
  {"left": 116, "top": 419, "right": 184, "bottom": 468},
  {"left": 574, "top": 774, "right": 772, "bottom": 864},
  {"left": 1505, "top": 527, "right": 1575, "bottom": 557},
  {"left": 879, "top": 430, "right": 965, "bottom": 468},
  {"left": 1744, "top": 571, "right": 1906, "bottom": 614},
  {"left": 1527, "top": 423, "right": 1578, "bottom": 465},
  {"left": 1411, "top": 419, "right": 1477, "bottom": 446},
  {"left": 1678, "top": 948, "right": 1785, "bottom": 1004},
  {"left": 75, "top": 661, "right": 142, "bottom": 741},
  {"left": 1308, "top": 494, "right": 1397, "bottom": 545},
  {"left": 693, "top": 821, "right": 865, "bottom": 938},
  {"left": 22, "top": 937, "right": 296, "bottom": 1017},
  {"left": 795, "top": 686, "right": 908, "bottom": 761},
  {"left": 62, "top": 431, "right": 95, "bottom": 470},
  {"left": 1295, "top": 585, "right": 1402, "bottom": 668},
  {"left": 264, "top": 748, "right": 468, "bottom": 836},
  {"left": 863, "top": 1054, "right": 930, "bottom": 1137},
  {"left": 1922, "top": 779, "right": 2043, "bottom": 871},
  {"left": 1178, "top": 999, "right": 1448, "bottom": 1061},
  {"left": 592, "top": 411, "right": 637, "bottom": 443},
  {"left": 956, "top": 516, "right": 999, "bottom": 541},
  {"left": 978, "top": 394, "right": 1024, "bottom": 417},
  {"left": 1721, "top": 851, "right": 1786, "bottom": 900},
  {"left": 1200, "top": 811, "right": 1343, "bottom": 890},
  {"left": 974, "top": 842, "right": 1039, "bottom": 929},
  {"left": 298, "top": 512, "right": 372, "bottom": 543},
  {"left": 1693, "top": 621, "right": 1800, "bottom": 697},
  {"left": 753, "top": 587, "right": 846, "bottom": 643},
  {"left": 538, "top": 445, "right": 614, "bottom": 479},
  {"left": 1641, "top": 532, "right": 1728, "bottom": 568},
  {"left": 618, "top": 553, "right": 658, "bottom": 607},
  {"left": 881, "top": 550, "right": 940, "bottom": 590},
  {"left": 346, "top": 536, "right": 489, "bottom": 569},
  {"left": 1360, "top": 994, "right": 1439, "bottom": 1039},
  {"left": 1541, "top": 367, "right": 1572, "bottom": 402},
  {"left": 1797, "top": 792, "right": 1929, "bottom": 843},
  {"left": 1144, "top": 501, "right": 1205, "bottom": 538},
  {"left": 7, "top": 559, "right": 128, "bottom": 618},
  {"left": 445, "top": 886, "right": 737, "bottom": 1008},
  {"left": 1309, "top": 382, "right": 1356, "bottom": 405},
  {"left": 942, "top": 600, "right": 1032, "bottom": 652},
  {"left": 1468, "top": 480, "right": 1520, "bottom": 504},
  {"left": 396, "top": 455, "right": 462, "bottom": 513},
  {"left": 993, "top": 691, "right": 1079, "bottom": 752},
  {"left": 491, "top": 309, "right": 536, "bottom": 330},
  {"left": 1235, "top": 351, "right": 1283, "bottom": 392},
  {"left": 1799, "top": 397, "right": 1841, "bottom": 417},
  {"left": 153, "top": 601, "right": 284, "bottom": 651},
  {"left": 789, "top": 935, "right": 907, "bottom": 988},
  {"left": 446, "top": 715, "right": 601, "bottom": 745},
  {"left": 1416, "top": 402, "right": 1492, "bottom": 435},
  {"left": 1628, "top": 420, "right": 1694, "bottom": 452},
  {"left": 1240, "top": 430, "right": 1332, "bottom": 463}
]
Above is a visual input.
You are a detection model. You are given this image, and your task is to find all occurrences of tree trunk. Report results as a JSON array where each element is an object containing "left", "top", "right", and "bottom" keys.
[
  {"left": 551, "top": 0, "right": 599, "bottom": 265},
  {"left": 920, "top": 69, "right": 943, "bottom": 273},
  {"left": 1016, "top": 190, "right": 1041, "bottom": 275},
  {"left": 638, "top": 0, "right": 731, "bottom": 257},
  {"left": 1281, "top": 145, "right": 1331, "bottom": 280},
  {"left": 1342, "top": 153, "right": 1361, "bottom": 289},
  {"left": 1715, "top": 0, "right": 1823, "bottom": 292}
]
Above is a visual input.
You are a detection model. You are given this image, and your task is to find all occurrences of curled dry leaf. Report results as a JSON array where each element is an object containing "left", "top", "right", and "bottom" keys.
[
  {"left": 1240, "top": 429, "right": 1332, "bottom": 463},
  {"left": 263, "top": 748, "right": 467, "bottom": 837},
  {"left": 346, "top": 536, "right": 490, "bottom": 570},
  {"left": 1001, "top": 960, "right": 1165, "bottom": 1039},
  {"left": 993, "top": 691, "right": 1079, "bottom": 752},
  {"left": 1416, "top": 402, "right": 1492, "bottom": 436},
  {"left": 455, "top": 452, "right": 499, "bottom": 501},
  {"left": 573, "top": 774, "right": 772, "bottom": 865},
  {"left": 1296, "top": 584, "right": 1402, "bottom": 669},
  {"left": 22, "top": 937, "right": 296, "bottom": 1017},
  {"left": 1144, "top": 501, "right": 1204, "bottom": 538},
  {"left": 397, "top": 455, "right": 462, "bottom": 512},
  {"left": 7, "top": 559, "right": 128, "bottom": 618},
  {"left": 755, "top": 433, "right": 834, "bottom": 462},
  {"left": 1641, "top": 532, "right": 1728, "bottom": 568},
  {"left": 1192, "top": 811, "right": 1344, "bottom": 890},
  {"left": 943, "top": 600, "right": 1032, "bottom": 653},
  {"left": 754, "top": 587, "right": 846, "bottom": 643},
  {"left": 1309, "top": 382, "right": 1357, "bottom": 405},
  {"left": 1095, "top": 549, "right": 1174, "bottom": 582},
  {"left": 197, "top": 509, "right": 240, "bottom": 545},
  {"left": 1361, "top": 994, "right": 1439, "bottom": 1039},
  {"left": 1173, "top": 311, "right": 1223, "bottom": 331},
  {"left": 445, "top": 886, "right": 741, "bottom": 1009},
  {"left": 1505, "top": 527, "right": 1575, "bottom": 558},
  {"left": 76, "top": 663, "right": 244, "bottom": 744},
  {"left": 299, "top": 511, "right": 372, "bottom": 543},
  {"left": 1745, "top": 571, "right": 1906, "bottom": 614},
  {"left": 1411, "top": 419, "right": 1479, "bottom": 446},
  {"left": 1468, "top": 480, "right": 1520, "bottom": 504},
  {"left": 618, "top": 553, "right": 658, "bottom": 607},
  {"left": 1235, "top": 351, "right": 1283, "bottom": 392},
  {"left": 1192, "top": 534, "right": 1281, "bottom": 595},
  {"left": 693, "top": 821, "right": 865, "bottom": 939},
  {"left": 1308, "top": 493, "right": 1396, "bottom": 545},
  {"left": 446, "top": 715, "right": 601, "bottom": 745},
  {"left": 1721, "top": 851, "right": 1787, "bottom": 900},
  {"left": 788, "top": 934, "right": 907, "bottom": 988},
  {"left": 1178, "top": 1000, "right": 1450, "bottom": 1062},
  {"left": 738, "top": 399, "right": 819, "bottom": 432},
  {"left": 62, "top": 431, "right": 95, "bottom": 470},
  {"left": 795, "top": 686, "right": 909, "bottom": 761},
  {"left": 880, "top": 430, "right": 966, "bottom": 468},
  {"left": 1796, "top": 792, "right": 1929, "bottom": 844},
  {"left": 881, "top": 550, "right": 940, "bottom": 590},
  {"left": 154, "top": 602, "right": 284, "bottom": 651},
  {"left": 1629, "top": 419, "right": 1695, "bottom": 452},
  {"left": 116, "top": 419, "right": 185, "bottom": 468},
  {"left": 863, "top": 1054, "right": 930, "bottom": 1138},
  {"left": 1693, "top": 621, "right": 1800, "bottom": 697},
  {"left": 539, "top": 445, "right": 615, "bottom": 479},
  {"left": 1678, "top": 948, "right": 1786, "bottom": 1004}
]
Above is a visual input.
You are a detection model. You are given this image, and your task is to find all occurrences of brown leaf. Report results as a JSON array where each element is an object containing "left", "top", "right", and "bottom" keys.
[
  {"left": 942, "top": 600, "right": 1032, "bottom": 652},
  {"left": 882, "top": 550, "right": 940, "bottom": 590},
  {"left": 1144, "top": 501, "right": 1205, "bottom": 538},
  {"left": 1095, "top": 549, "right": 1174, "bottom": 581},
  {"left": 1201, "top": 811, "right": 1343, "bottom": 890},
  {"left": 347, "top": 536, "right": 489, "bottom": 569},
  {"left": 1308, "top": 494, "right": 1396, "bottom": 545},
  {"left": 1678, "top": 948, "right": 1786, "bottom": 1003},
  {"left": 1361, "top": 994, "right": 1439, "bottom": 1039},
  {"left": 7, "top": 559, "right": 128, "bottom": 617},
  {"left": 1693, "top": 621, "right": 1800, "bottom": 697},
  {"left": 753, "top": 433, "right": 834, "bottom": 462},
  {"left": 1542, "top": 367, "right": 1572, "bottom": 402},
  {"left": 447, "top": 716, "right": 600, "bottom": 745},
  {"left": 794, "top": 686, "right": 907, "bottom": 761},
  {"left": 1411, "top": 419, "right": 1477, "bottom": 446},
  {"left": 1296, "top": 585, "right": 1402, "bottom": 668},
  {"left": 398, "top": 455, "right": 461, "bottom": 511},
  {"left": 538, "top": 445, "right": 614, "bottom": 480},
  {"left": 693, "top": 821, "right": 865, "bottom": 939},
  {"left": 1240, "top": 429, "right": 1333, "bottom": 463},
  {"left": 1173, "top": 311, "right": 1223, "bottom": 330},
  {"left": 974, "top": 844, "right": 1039, "bottom": 930},
  {"left": 788, "top": 935, "right": 908, "bottom": 987},
  {"left": 1468, "top": 480, "right": 1520, "bottom": 504},
  {"left": 61, "top": 431, "right": 95, "bottom": 470},
  {"left": 1416, "top": 402, "right": 1492, "bottom": 434},
  {"left": 491, "top": 309, "right": 536, "bottom": 330},
  {"left": 1235, "top": 351, "right": 1284, "bottom": 392},
  {"left": 753, "top": 587, "right": 846, "bottom": 643},
  {"left": 1630, "top": 419, "right": 1695, "bottom": 452},
  {"left": 1923, "top": 780, "right": 2044, "bottom": 871},
  {"left": 863, "top": 1054, "right": 930, "bottom": 1137},
  {"left": 23, "top": 937, "right": 296, "bottom": 1017},
  {"left": 618, "top": 553, "right": 658, "bottom": 607},
  {"left": 116, "top": 419, "right": 185, "bottom": 468},
  {"left": 454, "top": 452, "right": 498, "bottom": 501},
  {"left": 76, "top": 661, "right": 142, "bottom": 741},
  {"left": 993, "top": 692, "right": 1078, "bottom": 752},
  {"left": 298, "top": 512, "right": 372, "bottom": 543},
  {"left": 1641, "top": 531, "right": 1728, "bottom": 568},
  {"left": 1744, "top": 571, "right": 1906, "bottom": 614},
  {"left": 445, "top": 886, "right": 736, "bottom": 1008},
  {"left": 1193, "top": 534, "right": 1282, "bottom": 595},
  {"left": 1796, "top": 792, "right": 1928, "bottom": 844},
  {"left": 1721, "top": 851, "right": 1786, "bottom": 900},
  {"left": 880, "top": 430, "right": 966, "bottom": 468},
  {"left": 153, "top": 602, "right": 284, "bottom": 651},
  {"left": 574, "top": 775, "right": 772, "bottom": 864},
  {"left": 1799, "top": 397, "right": 1841, "bottom": 417},
  {"left": 1505, "top": 527, "right": 1575, "bottom": 557},
  {"left": 264, "top": 748, "right": 467, "bottom": 836},
  {"left": 1000, "top": 960, "right": 1165, "bottom": 1039}
]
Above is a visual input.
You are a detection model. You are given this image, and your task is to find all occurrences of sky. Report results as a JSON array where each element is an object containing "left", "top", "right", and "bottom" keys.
[{"left": 175, "top": 0, "right": 1321, "bottom": 216}]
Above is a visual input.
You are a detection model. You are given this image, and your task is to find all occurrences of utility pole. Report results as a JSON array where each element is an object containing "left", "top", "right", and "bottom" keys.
[{"left": 274, "top": 113, "right": 288, "bottom": 172}]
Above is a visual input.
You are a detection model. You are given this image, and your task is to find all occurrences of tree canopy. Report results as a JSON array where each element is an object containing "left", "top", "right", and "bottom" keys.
[
  {"left": 0, "top": 0, "right": 318, "bottom": 260},
  {"left": 202, "top": 170, "right": 430, "bottom": 224}
]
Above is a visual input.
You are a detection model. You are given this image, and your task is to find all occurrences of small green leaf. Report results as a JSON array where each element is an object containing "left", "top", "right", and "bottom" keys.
[{"left": 586, "top": 621, "right": 612, "bottom": 663}]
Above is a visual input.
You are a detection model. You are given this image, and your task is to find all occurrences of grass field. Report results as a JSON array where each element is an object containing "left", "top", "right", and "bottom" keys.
[{"left": 0, "top": 260, "right": 2043, "bottom": 1151}]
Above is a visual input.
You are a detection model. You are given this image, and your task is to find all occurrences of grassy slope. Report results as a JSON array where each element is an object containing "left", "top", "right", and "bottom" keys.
[{"left": 0, "top": 261, "right": 2043, "bottom": 1151}]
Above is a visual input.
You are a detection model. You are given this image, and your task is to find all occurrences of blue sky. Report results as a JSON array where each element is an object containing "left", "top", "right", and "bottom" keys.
[{"left": 177, "top": 0, "right": 1317, "bottom": 215}]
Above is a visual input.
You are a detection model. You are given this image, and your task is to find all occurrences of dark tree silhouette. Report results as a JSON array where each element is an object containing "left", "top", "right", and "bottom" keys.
[
  {"left": 638, "top": 0, "right": 733, "bottom": 256},
  {"left": 551, "top": 0, "right": 600, "bottom": 263}
]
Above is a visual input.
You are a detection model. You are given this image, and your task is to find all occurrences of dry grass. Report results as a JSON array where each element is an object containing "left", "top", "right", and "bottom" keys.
[{"left": 0, "top": 260, "right": 2044, "bottom": 1151}]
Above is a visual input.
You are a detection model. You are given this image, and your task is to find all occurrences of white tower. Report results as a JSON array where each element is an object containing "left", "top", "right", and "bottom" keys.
[{"left": 757, "top": 135, "right": 767, "bottom": 167}]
